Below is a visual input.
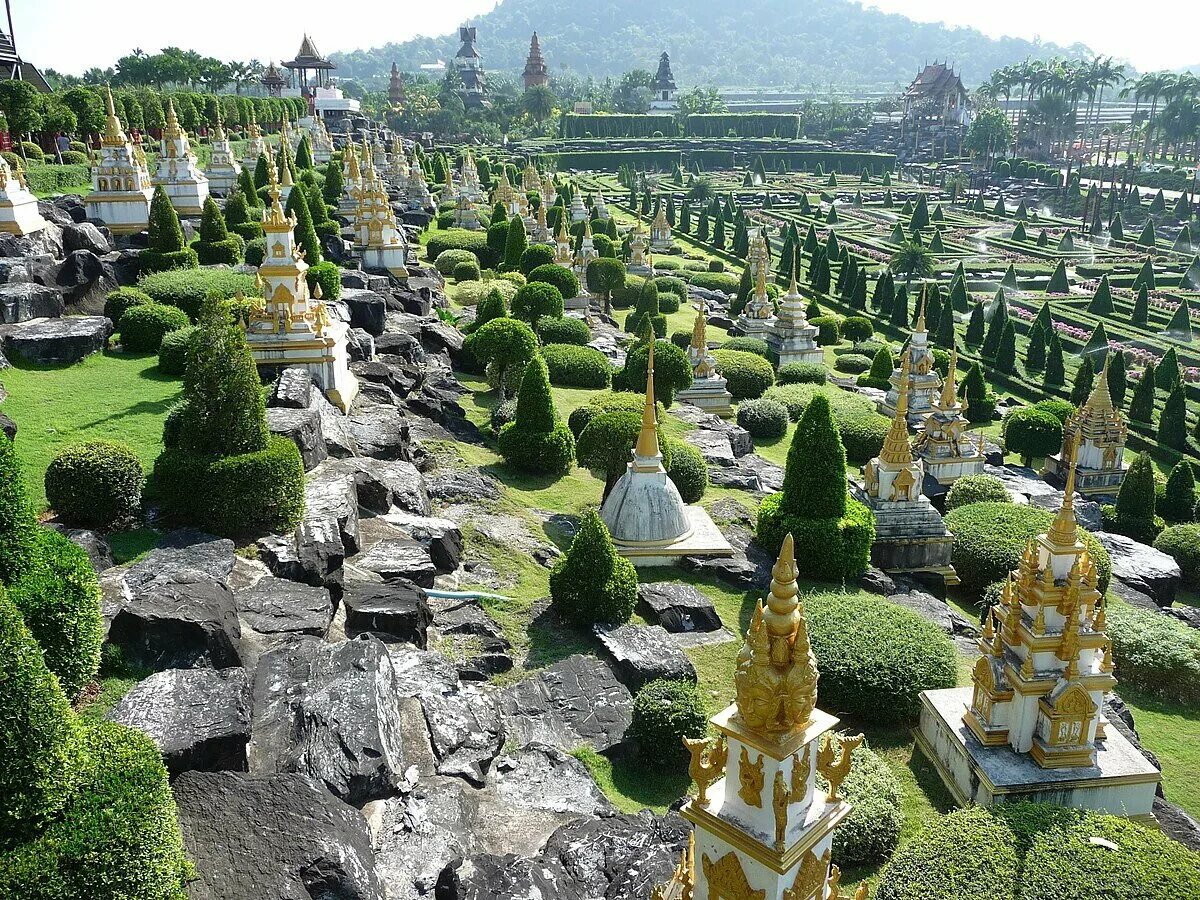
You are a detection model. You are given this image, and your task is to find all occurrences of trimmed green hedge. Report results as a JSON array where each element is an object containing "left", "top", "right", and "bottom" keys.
[
  {"left": 103, "top": 287, "right": 152, "bottom": 325},
  {"left": 118, "top": 303, "right": 189, "bottom": 353},
  {"left": 776, "top": 362, "right": 827, "bottom": 385},
  {"left": 138, "top": 269, "right": 258, "bottom": 320},
  {"left": 541, "top": 344, "right": 612, "bottom": 389},
  {"left": 157, "top": 325, "right": 198, "bottom": 377},
  {"left": 663, "top": 438, "right": 708, "bottom": 503},
  {"left": 426, "top": 229, "right": 497, "bottom": 268},
  {"left": 755, "top": 492, "right": 875, "bottom": 582},
  {"left": 805, "top": 590, "right": 958, "bottom": 724},
  {"left": 559, "top": 115, "right": 681, "bottom": 139},
  {"left": 713, "top": 348, "right": 775, "bottom": 400},
  {"left": 630, "top": 679, "right": 706, "bottom": 766},
  {"left": 826, "top": 741, "right": 902, "bottom": 866},
  {"left": 761, "top": 384, "right": 889, "bottom": 463},
  {"left": 1153, "top": 523, "right": 1200, "bottom": 586},
  {"left": 23, "top": 162, "right": 90, "bottom": 195},
  {"left": 737, "top": 398, "right": 789, "bottom": 438},
  {"left": 44, "top": 441, "right": 143, "bottom": 530},
  {"left": 945, "top": 473, "right": 1011, "bottom": 511},
  {"left": 537, "top": 317, "right": 591, "bottom": 346},
  {"left": 1105, "top": 601, "right": 1200, "bottom": 706}
]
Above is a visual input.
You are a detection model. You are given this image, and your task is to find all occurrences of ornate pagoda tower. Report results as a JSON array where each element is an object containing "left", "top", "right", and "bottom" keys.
[
  {"left": 406, "top": 158, "right": 433, "bottom": 212},
  {"left": 541, "top": 173, "right": 557, "bottom": 208},
  {"left": 521, "top": 160, "right": 541, "bottom": 193},
  {"left": 736, "top": 252, "right": 777, "bottom": 339},
  {"left": 1043, "top": 356, "right": 1128, "bottom": 496},
  {"left": 354, "top": 150, "right": 410, "bottom": 278},
  {"left": 339, "top": 143, "right": 363, "bottom": 217},
  {"left": 553, "top": 217, "right": 572, "bottom": 266},
  {"left": 204, "top": 105, "right": 242, "bottom": 195},
  {"left": 881, "top": 293, "right": 940, "bottom": 423},
  {"left": 913, "top": 348, "right": 985, "bottom": 486},
  {"left": 768, "top": 268, "right": 823, "bottom": 368},
  {"left": 530, "top": 200, "right": 551, "bottom": 243},
  {"left": 453, "top": 26, "right": 487, "bottom": 108},
  {"left": 458, "top": 151, "right": 482, "bottom": 201},
  {"left": 493, "top": 169, "right": 520, "bottom": 218},
  {"left": 918, "top": 442, "right": 1160, "bottom": 820},
  {"left": 522, "top": 32, "right": 549, "bottom": 90},
  {"left": 657, "top": 534, "right": 867, "bottom": 900},
  {"left": 748, "top": 227, "right": 770, "bottom": 281},
  {"left": 649, "top": 50, "right": 678, "bottom": 111},
  {"left": 309, "top": 115, "right": 334, "bottom": 165},
  {"left": 244, "top": 160, "right": 358, "bottom": 413},
  {"left": 260, "top": 61, "right": 285, "bottom": 98},
  {"left": 85, "top": 87, "right": 153, "bottom": 235},
  {"left": 154, "top": 98, "right": 209, "bottom": 215},
  {"left": 627, "top": 215, "right": 652, "bottom": 275},
  {"left": 651, "top": 202, "right": 674, "bottom": 252},
  {"left": 241, "top": 109, "right": 267, "bottom": 171},
  {"left": 860, "top": 356, "right": 957, "bottom": 584},
  {"left": 0, "top": 153, "right": 46, "bottom": 235},
  {"left": 388, "top": 62, "right": 406, "bottom": 109},
  {"left": 676, "top": 302, "right": 734, "bottom": 416},
  {"left": 569, "top": 188, "right": 588, "bottom": 223}
]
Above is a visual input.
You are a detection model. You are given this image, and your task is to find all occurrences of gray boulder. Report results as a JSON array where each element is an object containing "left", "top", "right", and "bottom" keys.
[
  {"left": 351, "top": 539, "right": 438, "bottom": 587},
  {"left": 0, "top": 411, "right": 13, "bottom": 441},
  {"left": 684, "top": 428, "right": 735, "bottom": 467},
  {"left": 347, "top": 327, "right": 375, "bottom": 362},
  {"left": 426, "top": 467, "right": 501, "bottom": 504},
  {"left": 268, "top": 406, "right": 327, "bottom": 471},
  {"left": 342, "top": 288, "right": 388, "bottom": 336},
  {"left": 269, "top": 367, "right": 313, "bottom": 409},
  {"left": 0, "top": 281, "right": 64, "bottom": 323},
  {"left": 56, "top": 249, "right": 118, "bottom": 312},
  {"left": 106, "top": 667, "right": 251, "bottom": 776},
  {"left": 427, "top": 594, "right": 513, "bottom": 680},
  {"left": 53, "top": 526, "right": 114, "bottom": 572},
  {"left": 343, "top": 579, "right": 432, "bottom": 645},
  {"left": 249, "top": 637, "right": 408, "bottom": 805},
  {"left": 1, "top": 314, "right": 111, "bottom": 363},
  {"left": 62, "top": 221, "right": 112, "bottom": 255},
  {"left": 594, "top": 623, "right": 697, "bottom": 690},
  {"left": 887, "top": 589, "right": 978, "bottom": 637},
  {"left": 323, "top": 456, "right": 431, "bottom": 516},
  {"left": 637, "top": 581, "right": 722, "bottom": 632},
  {"left": 349, "top": 404, "right": 411, "bottom": 460},
  {"left": 175, "top": 770, "right": 386, "bottom": 900},
  {"left": 236, "top": 576, "right": 333, "bottom": 640},
  {"left": 497, "top": 654, "right": 631, "bottom": 753},
  {"left": 1095, "top": 532, "right": 1181, "bottom": 606}
]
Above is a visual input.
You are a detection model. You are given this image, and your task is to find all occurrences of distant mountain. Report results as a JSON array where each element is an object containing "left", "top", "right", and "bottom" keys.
[{"left": 328, "top": 0, "right": 1089, "bottom": 90}]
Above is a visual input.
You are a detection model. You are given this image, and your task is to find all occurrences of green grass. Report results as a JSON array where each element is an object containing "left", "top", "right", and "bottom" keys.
[
  {"left": 1, "top": 351, "right": 180, "bottom": 510},
  {"left": 1119, "top": 686, "right": 1200, "bottom": 817}
]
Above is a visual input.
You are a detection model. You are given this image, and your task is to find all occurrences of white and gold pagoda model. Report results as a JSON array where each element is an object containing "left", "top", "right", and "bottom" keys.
[
  {"left": 917, "top": 442, "right": 1160, "bottom": 821},
  {"left": 650, "top": 203, "right": 674, "bottom": 252},
  {"left": 553, "top": 217, "right": 572, "bottom": 266},
  {"left": 748, "top": 227, "right": 770, "bottom": 281},
  {"left": 530, "top": 201, "right": 551, "bottom": 243},
  {"left": 736, "top": 258, "right": 777, "bottom": 339},
  {"left": 245, "top": 162, "right": 358, "bottom": 414},
  {"left": 458, "top": 150, "right": 482, "bottom": 201},
  {"left": 676, "top": 303, "right": 734, "bottom": 416},
  {"left": 913, "top": 348, "right": 985, "bottom": 486},
  {"left": 85, "top": 87, "right": 154, "bottom": 235},
  {"left": 600, "top": 340, "right": 733, "bottom": 566},
  {"left": 388, "top": 140, "right": 410, "bottom": 193},
  {"left": 406, "top": 158, "right": 434, "bottom": 212},
  {"left": 566, "top": 219, "right": 598, "bottom": 311},
  {"left": 297, "top": 114, "right": 333, "bottom": 165},
  {"left": 204, "top": 106, "right": 242, "bottom": 195},
  {"left": 569, "top": 188, "right": 588, "bottom": 223},
  {"left": 768, "top": 269, "right": 823, "bottom": 368},
  {"left": 1043, "top": 356, "right": 1127, "bottom": 497},
  {"left": 541, "top": 174, "right": 557, "bottom": 208},
  {"left": 656, "top": 534, "right": 868, "bottom": 900},
  {"left": 455, "top": 194, "right": 481, "bottom": 231},
  {"left": 339, "top": 143, "right": 364, "bottom": 217},
  {"left": 0, "top": 153, "right": 46, "bottom": 236},
  {"left": 593, "top": 189, "right": 611, "bottom": 220},
  {"left": 355, "top": 152, "right": 410, "bottom": 278},
  {"left": 521, "top": 160, "right": 541, "bottom": 193},
  {"left": 493, "top": 170, "right": 521, "bottom": 219},
  {"left": 881, "top": 293, "right": 941, "bottom": 423},
  {"left": 154, "top": 99, "right": 209, "bottom": 215},
  {"left": 274, "top": 142, "right": 295, "bottom": 207},
  {"left": 858, "top": 356, "right": 957, "bottom": 585},
  {"left": 627, "top": 216, "right": 653, "bottom": 275},
  {"left": 241, "top": 110, "right": 267, "bottom": 172}
]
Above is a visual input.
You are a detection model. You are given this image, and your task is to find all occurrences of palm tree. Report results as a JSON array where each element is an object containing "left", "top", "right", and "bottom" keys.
[
  {"left": 520, "top": 85, "right": 556, "bottom": 124},
  {"left": 889, "top": 240, "right": 934, "bottom": 287}
]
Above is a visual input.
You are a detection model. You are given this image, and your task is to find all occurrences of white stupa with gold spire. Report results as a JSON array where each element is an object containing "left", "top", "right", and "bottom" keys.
[
  {"left": 768, "top": 266, "right": 823, "bottom": 368},
  {"left": 355, "top": 147, "right": 411, "bottom": 278},
  {"left": 627, "top": 215, "right": 652, "bottom": 275},
  {"left": 458, "top": 150, "right": 481, "bottom": 201},
  {"left": 0, "top": 152, "right": 46, "bottom": 236},
  {"left": 153, "top": 98, "right": 209, "bottom": 215},
  {"left": 244, "top": 157, "right": 358, "bottom": 413},
  {"left": 85, "top": 87, "right": 154, "bottom": 234},
  {"left": 593, "top": 188, "right": 610, "bottom": 221},
  {"left": 736, "top": 236, "right": 777, "bottom": 339},
  {"left": 276, "top": 139, "right": 296, "bottom": 207},
  {"left": 600, "top": 339, "right": 732, "bottom": 566},
  {"left": 492, "top": 169, "right": 521, "bottom": 219},
  {"left": 881, "top": 289, "right": 941, "bottom": 422},
  {"left": 568, "top": 187, "right": 588, "bottom": 223},
  {"left": 918, "top": 439, "right": 1160, "bottom": 821},
  {"left": 406, "top": 157, "right": 433, "bottom": 212},
  {"left": 656, "top": 533, "right": 868, "bottom": 900},
  {"left": 241, "top": 109, "right": 267, "bottom": 172},
  {"left": 553, "top": 216, "right": 572, "bottom": 266},
  {"left": 541, "top": 174, "right": 557, "bottom": 209},
  {"left": 913, "top": 348, "right": 985, "bottom": 486},
  {"left": 1043, "top": 355, "right": 1128, "bottom": 496},
  {"left": 650, "top": 202, "right": 674, "bottom": 252},
  {"left": 859, "top": 356, "right": 957, "bottom": 584},
  {"left": 204, "top": 105, "right": 242, "bottom": 195},
  {"left": 676, "top": 301, "right": 734, "bottom": 416},
  {"left": 747, "top": 226, "right": 770, "bottom": 281},
  {"left": 297, "top": 111, "right": 333, "bottom": 165},
  {"left": 339, "top": 142, "right": 364, "bottom": 217},
  {"left": 521, "top": 159, "right": 541, "bottom": 193},
  {"left": 530, "top": 200, "right": 551, "bottom": 243}
]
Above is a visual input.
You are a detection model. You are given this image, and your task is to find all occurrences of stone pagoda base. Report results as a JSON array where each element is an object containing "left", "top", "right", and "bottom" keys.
[
  {"left": 626, "top": 263, "right": 653, "bottom": 277},
  {"left": 860, "top": 491, "right": 958, "bottom": 585},
  {"left": 85, "top": 193, "right": 152, "bottom": 235},
  {"left": 921, "top": 454, "right": 985, "bottom": 488},
  {"left": 361, "top": 245, "right": 410, "bottom": 279},
  {"left": 158, "top": 179, "right": 209, "bottom": 217},
  {"left": 206, "top": 169, "right": 239, "bottom": 195},
  {"left": 248, "top": 322, "right": 360, "bottom": 414},
  {"left": 916, "top": 687, "right": 1160, "bottom": 824},
  {"left": 768, "top": 331, "right": 824, "bottom": 369},
  {"left": 677, "top": 376, "right": 733, "bottom": 417},
  {"left": 0, "top": 195, "right": 47, "bottom": 235},
  {"left": 733, "top": 315, "right": 776, "bottom": 339},
  {"left": 614, "top": 505, "right": 733, "bottom": 567},
  {"left": 1044, "top": 453, "right": 1125, "bottom": 498}
]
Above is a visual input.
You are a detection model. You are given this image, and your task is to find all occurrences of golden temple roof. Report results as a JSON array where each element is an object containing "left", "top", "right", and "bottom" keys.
[
  {"left": 879, "top": 354, "right": 914, "bottom": 465},
  {"left": 635, "top": 338, "right": 661, "bottom": 459}
]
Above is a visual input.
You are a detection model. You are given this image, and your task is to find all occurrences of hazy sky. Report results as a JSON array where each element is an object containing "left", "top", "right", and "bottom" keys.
[{"left": 11, "top": 0, "right": 1198, "bottom": 75}]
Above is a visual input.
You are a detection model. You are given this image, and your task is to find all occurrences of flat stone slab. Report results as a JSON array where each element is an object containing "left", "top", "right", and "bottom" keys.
[
  {"left": 236, "top": 576, "right": 333, "bottom": 639},
  {"left": 683, "top": 429, "right": 735, "bottom": 467},
  {"left": 637, "top": 581, "right": 722, "bottom": 633},
  {"left": 593, "top": 623, "right": 697, "bottom": 691},
  {"left": 0, "top": 281, "right": 64, "bottom": 323},
  {"left": 1094, "top": 532, "right": 1181, "bottom": 606},
  {"left": 1, "top": 315, "right": 111, "bottom": 364}
]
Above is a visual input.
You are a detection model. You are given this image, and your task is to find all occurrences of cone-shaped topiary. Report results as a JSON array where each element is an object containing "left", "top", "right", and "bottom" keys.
[
  {"left": 1107, "top": 350, "right": 1127, "bottom": 408},
  {"left": 625, "top": 277, "right": 666, "bottom": 338},
  {"left": 468, "top": 286, "right": 507, "bottom": 333},
  {"left": 1161, "top": 461, "right": 1197, "bottom": 523},
  {"left": 1110, "top": 213, "right": 1125, "bottom": 241},
  {"left": 1149, "top": 189, "right": 1166, "bottom": 213},
  {"left": 852, "top": 269, "right": 868, "bottom": 311},
  {"left": 497, "top": 354, "right": 576, "bottom": 476},
  {"left": 1158, "top": 347, "right": 1180, "bottom": 390},
  {"left": 962, "top": 362, "right": 995, "bottom": 423},
  {"left": 890, "top": 283, "right": 909, "bottom": 327},
  {"left": 237, "top": 167, "right": 258, "bottom": 206},
  {"left": 284, "top": 181, "right": 322, "bottom": 265},
  {"left": 965, "top": 300, "right": 985, "bottom": 345},
  {"left": 1114, "top": 452, "right": 1160, "bottom": 541},
  {"left": 140, "top": 186, "right": 198, "bottom": 274},
  {"left": 1129, "top": 364, "right": 1156, "bottom": 422},
  {"left": 873, "top": 271, "right": 894, "bottom": 312},
  {"left": 294, "top": 133, "right": 313, "bottom": 170},
  {"left": 1137, "top": 218, "right": 1157, "bottom": 247},
  {"left": 1167, "top": 299, "right": 1193, "bottom": 341},
  {"left": 223, "top": 187, "right": 262, "bottom": 243},
  {"left": 1070, "top": 361, "right": 1095, "bottom": 405},
  {"left": 1132, "top": 283, "right": 1150, "bottom": 325},
  {"left": 1085, "top": 321, "right": 1109, "bottom": 370},
  {"left": 1133, "top": 257, "right": 1156, "bottom": 292},
  {"left": 1025, "top": 322, "right": 1046, "bottom": 373},
  {"left": 195, "top": 196, "right": 244, "bottom": 266},
  {"left": 503, "top": 216, "right": 528, "bottom": 272},
  {"left": 994, "top": 320, "right": 1017, "bottom": 375},
  {"left": 549, "top": 508, "right": 638, "bottom": 627},
  {"left": 1044, "top": 331, "right": 1066, "bottom": 386},
  {"left": 1002, "top": 263, "right": 1018, "bottom": 290},
  {"left": 321, "top": 158, "right": 343, "bottom": 204},
  {"left": 780, "top": 393, "right": 846, "bottom": 520},
  {"left": 253, "top": 154, "right": 269, "bottom": 190},
  {"left": 858, "top": 345, "right": 895, "bottom": 390},
  {"left": 1012, "top": 221, "right": 1027, "bottom": 241},
  {"left": 1088, "top": 274, "right": 1114, "bottom": 314},
  {"left": 1159, "top": 384, "right": 1188, "bottom": 451},
  {"left": 982, "top": 292, "right": 1009, "bottom": 358},
  {"left": 0, "top": 433, "right": 36, "bottom": 585},
  {"left": 1046, "top": 260, "right": 1070, "bottom": 294}
]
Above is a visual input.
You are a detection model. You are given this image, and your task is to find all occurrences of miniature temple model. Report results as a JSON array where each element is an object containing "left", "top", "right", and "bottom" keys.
[
  {"left": 676, "top": 303, "right": 734, "bottom": 416},
  {"left": 354, "top": 149, "right": 410, "bottom": 278},
  {"left": 600, "top": 340, "right": 732, "bottom": 565},
  {"left": 153, "top": 99, "right": 209, "bottom": 215},
  {"left": 626, "top": 216, "right": 652, "bottom": 275},
  {"left": 569, "top": 189, "right": 587, "bottom": 223},
  {"left": 593, "top": 189, "right": 610, "bottom": 220},
  {"left": 881, "top": 292, "right": 941, "bottom": 422},
  {"left": 736, "top": 236, "right": 777, "bottom": 338},
  {"left": 1043, "top": 355, "right": 1128, "bottom": 496},
  {"left": 522, "top": 33, "right": 549, "bottom": 89},
  {"left": 244, "top": 160, "right": 358, "bottom": 413},
  {"left": 241, "top": 110, "right": 266, "bottom": 171},
  {"left": 917, "top": 442, "right": 1160, "bottom": 820},
  {"left": 649, "top": 51, "right": 679, "bottom": 112},
  {"left": 530, "top": 201, "right": 550, "bottom": 243},
  {"left": 0, "top": 153, "right": 46, "bottom": 235},
  {"left": 86, "top": 87, "right": 153, "bottom": 234},
  {"left": 768, "top": 268, "right": 824, "bottom": 368},
  {"left": 553, "top": 217, "right": 572, "bottom": 266},
  {"left": 656, "top": 534, "right": 867, "bottom": 900},
  {"left": 913, "top": 349, "right": 985, "bottom": 486},
  {"left": 453, "top": 26, "right": 487, "bottom": 108},
  {"left": 858, "top": 356, "right": 957, "bottom": 584},
  {"left": 204, "top": 106, "right": 242, "bottom": 195},
  {"left": 339, "top": 144, "right": 363, "bottom": 217},
  {"left": 650, "top": 203, "right": 673, "bottom": 251}
]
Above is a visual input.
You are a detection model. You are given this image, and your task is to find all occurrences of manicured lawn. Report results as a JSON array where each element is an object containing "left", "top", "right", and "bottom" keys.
[
  {"left": 1120, "top": 687, "right": 1200, "bottom": 818},
  {"left": 1, "top": 350, "right": 180, "bottom": 510}
]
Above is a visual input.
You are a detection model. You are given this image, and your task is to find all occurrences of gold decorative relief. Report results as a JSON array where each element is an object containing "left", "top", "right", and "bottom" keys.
[
  {"left": 684, "top": 734, "right": 727, "bottom": 808},
  {"left": 817, "top": 733, "right": 863, "bottom": 802},
  {"left": 702, "top": 851, "right": 766, "bottom": 900},
  {"left": 772, "top": 769, "right": 790, "bottom": 850},
  {"left": 738, "top": 745, "right": 764, "bottom": 808},
  {"left": 790, "top": 747, "right": 811, "bottom": 797},
  {"left": 782, "top": 848, "right": 831, "bottom": 900}
]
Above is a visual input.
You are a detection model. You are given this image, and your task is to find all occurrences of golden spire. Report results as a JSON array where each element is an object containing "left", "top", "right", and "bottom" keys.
[
  {"left": 938, "top": 347, "right": 959, "bottom": 410},
  {"left": 262, "top": 144, "right": 288, "bottom": 229},
  {"left": 556, "top": 214, "right": 569, "bottom": 243},
  {"left": 880, "top": 354, "right": 914, "bottom": 465},
  {"left": 164, "top": 98, "right": 182, "bottom": 139},
  {"left": 787, "top": 256, "right": 800, "bottom": 298},
  {"left": 213, "top": 103, "right": 226, "bottom": 141},
  {"left": 1082, "top": 352, "right": 1115, "bottom": 415},
  {"left": 1048, "top": 430, "right": 1081, "bottom": 549},
  {"left": 280, "top": 146, "right": 294, "bottom": 188},
  {"left": 755, "top": 256, "right": 768, "bottom": 298},
  {"left": 691, "top": 303, "right": 707, "bottom": 352},
  {"left": 346, "top": 141, "right": 361, "bottom": 181},
  {"left": 583, "top": 217, "right": 593, "bottom": 239},
  {"left": 101, "top": 86, "right": 128, "bottom": 146},
  {"left": 734, "top": 533, "right": 819, "bottom": 734},
  {"left": 635, "top": 338, "right": 661, "bottom": 459},
  {"left": 915, "top": 285, "right": 927, "bottom": 333}
]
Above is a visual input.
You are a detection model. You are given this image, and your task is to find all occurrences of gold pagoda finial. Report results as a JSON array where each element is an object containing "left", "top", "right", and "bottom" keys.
[
  {"left": 583, "top": 217, "right": 593, "bottom": 238},
  {"left": 280, "top": 146, "right": 294, "bottom": 187},
  {"left": 755, "top": 256, "right": 768, "bottom": 298},
  {"left": 880, "top": 354, "right": 914, "bottom": 465},
  {"left": 635, "top": 338, "right": 661, "bottom": 459},
  {"left": 1048, "top": 430, "right": 1081, "bottom": 549},
  {"left": 691, "top": 303, "right": 708, "bottom": 352},
  {"left": 734, "top": 533, "right": 820, "bottom": 734},
  {"left": 1083, "top": 352, "right": 1115, "bottom": 415},
  {"left": 916, "top": 285, "right": 927, "bottom": 333},
  {"left": 556, "top": 214, "right": 568, "bottom": 243},
  {"left": 102, "top": 86, "right": 128, "bottom": 146},
  {"left": 164, "top": 98, "right": 182, "bottom": 139},
  {"left": 213, "top": 102, "right": 226, "bottom": 141},
  {"left": 787, "top": 255, "right": 799, "bottom": 297},
  {"left": 938, "top": 347, "right": 959, "bottom": 410},
  {"left": 347, "top": 142, "right": 362, "bottom": 180}
]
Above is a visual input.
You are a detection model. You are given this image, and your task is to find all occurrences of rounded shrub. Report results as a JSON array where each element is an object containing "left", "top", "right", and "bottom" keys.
[
  {"left": 541, "top": 344, "right": 612, "bottom": 389},
  {"left": 663, "top": 438, "right": 708, "bottom": 503},
  {"left": 1154, "top": 524, "right": 1200, "bottom": 586},
  {"left": 1001, "top": 406, "right": 1063, "bottom": 466},
  {"left": 138, "top": 269, "right": 258, "bottom": 320},
  {"left": 511, "top": 281, "right": 565, "bottom": 330},
  {"left": 612, "top": 274, "right": 645, "bottom": 309},
  {"left": 519, "top": 244, "right": 555, "bottom": 275},
  {"left": 434, "top": 248, "right": 477, "bottom": 276},
  {"left": 1105, "top": 601, "right": 1200, "bottom": 705},
  {"left": 630, "top": 679, "right": 707, "bottom": 765},
  {"left": 537, "top": 316, "right": 590, "bottom": 346},
  {"left": 527, "top": 263, "right": 580, "bottom": 301},
  {"left": 244, "top": 237, "right": 266, "bottom": 266},
  {"left": 496, "top": 356, "right": 576, "bottom": 477},
  {"left": 157, "top": 324, "right": 198, "bottom": 377},
  {"left": 623, "top": 340, "right": 693, "bottom": 406},
  {"left": 713, "top": 348, "right": 775, "bottom": 400},
  {"left": 453, "top": 259, "right": 481, "bottom": 283},
  {"left": 1032, "top": 397, "right": 1076, "bottom": 424},
  {"left": 118, "top": 303, "right": 189, "bottom": 353},
  {"left": 456, "top": 278, "right": 518, "bottom": 306},
  {"left": 841, "top": 315, "right": 873, "bottom": 343},
  {"left": 720, "top": 336, "right": 771, "bottom": 359},
  {"left": 549, "top": 509, "right": 638, "bottom": 627},
  {"left": 945, "top": 473, "right": 1010, "bottom": 510},
  {"left": 833, "top": 352, "right": 872, "bottom": 374},
  {"left": 9, "top": 528, "right": 103, "bottom": 701},
  {"left": 497, "top": 271, "right": 526, "bottom": 288},
  {"left": 826, "top": 742, "right": 902, "bottom": 866},
  {"left": 811, "top": 315, "right": 841, "bottom": 345},
  {"left": 776, "top": 362, "right": 827, "bottom": 385},
  {"left": 687, "top": 271, "right": 739, "bottom": 294},
  {"left": 944, "top": 502, "right": 1111, "bottom": 597},
  {"left": 806, "top": 590, "right": 958, "bottom": 724},
  {"left": 567, "top": 390, "right": 649, "bottom": 439},
  {"left": 44, "top": 441, "right": 143, "bottom": 530},
  {"left": 737, "top": 398, "right": 789, "bottom": 438},
  {"left": 875, "top": 807, "right": 1019, "bottom": 900},
  {"left": 103, "top": 287, "right": 152, "bottom": 325}
]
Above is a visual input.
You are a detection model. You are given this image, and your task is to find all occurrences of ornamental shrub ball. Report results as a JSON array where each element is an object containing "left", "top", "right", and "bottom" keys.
[
  {"left": 810, "top": 315, "right": 841, "bottom": 345},
  {"left": 304, "top": 260, "right": 341, "bottom": 302},
  {"left": 465, "top": 317, "right": 538, "bottom": 401},
  {"left": 157, "top": 324, "right": 198, "bottom": 377},
  {"left": 519, "top": 243, "right": 555, "bottom": 275},
  {"left": 44, "top": 441, "right": 143, "bottom": 530},
  {"left": 842, "top": 315, "right": 873, "bottom": 343},
  {"left": 824, "top": 741, "right": 902, "bottom": 866},
  {"left": 857, "top": 346, "right": 894, "bottom": 390},
  {"left": 1001, "top": 407, "right": 1063, "bottom": 467},
  {"left": 140, "top": 186, "right": 198, "bottom": 274},
  {"left": 548, "top": 508, "right": 638, "bottom": 627},
  {"left": 138, "top": 268, "right": 258, "bottom": 320},
  {"left": 527, "top": 263, "right": 580, "bottom": 302},
  {"left": 194, "top": 196, "right": 244, "bottom": 266},
  {"left": 576, "top": 410, "right": 643, "bottom": 500},
  {"left": 103, "top": 286, "right": 151, "bottom": 325},
  {"left": 118, "top": 302, "right": 189, "bottom": 353},
  {"left": 1159, "top": 461, "right": 1197, "bottom": 523},
  {"left": 1105, "top": 601, "right": 1200, "bottom": 706},
  {"left": 806, "top": 591, "right": 957, "bottom": 725},
  {"left": 834, "top": 353, "right": 872, "bottom": 374},
  {"left": 510, "top": 281, "right": 564, "bottom": 333},
  {"left": 623, "top": 340, "right": 693, "bottom": 406},
  {"left": 630, "top": 679, "right": 707, "bottom": 766},
  {"left": 585, "top": 257, "right": 626, "bottom": 315},
  {"left": 1032, "top": 398, "right": 1076, "bottom": 424},
  {"left": 537, "top": 316, "right": 590, "bottom": 346},
  {"left": 945, "top": 473, "right": 1011, "bottom": 511},
  {"left": 777, "top": 362, "right": 827, "bottom": 385},
  {"left": 452, "top": 259, "right": 480, "bottom": 283},
  {"left": 540, "top": 344, "right": 611, "bottom": 389},
  {"left": 737, "top": 398, "right": 789, "bottom": 438},
  {"left": 712, "top": 348, "right": 774, "bottom": 400},
  {"left": 1155, "top": 524, "right": 1200, "bottom": 586},
  {"left": 663, "top": 438, "right": 708, "bottom": 503},
  {"left": 434, "top": 248, "right": 477, "bottom": 276},
  {"left": 497, "top": 355, "right": 576, "bottom": 476}
]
